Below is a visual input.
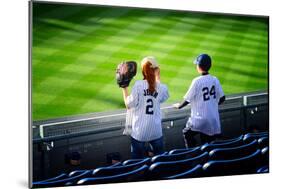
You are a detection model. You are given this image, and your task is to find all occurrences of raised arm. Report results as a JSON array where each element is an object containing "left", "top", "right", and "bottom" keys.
[
  {"left": 122, "top": 87, "right": 129, "bottom": 109},
  {"left": 174, "top": 100, "right": 189, "bottom": 109},
  {"left": 155, "top": 68, "right": 160, "bottom": 82}
]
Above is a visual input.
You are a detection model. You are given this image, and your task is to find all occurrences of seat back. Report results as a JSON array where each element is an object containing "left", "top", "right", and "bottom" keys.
[
  {"left": 260, "top": 146, "right": 269, "bottom": 167},
  {"left": 165, "top": 164, "right": 203, "bottom": 179},
  {"left": 69, "top": 170, "right": 90, "bottom": 177},
  {"left": 109, "top": 162, "right": 123, "bottom": 167},
  {"left": 33, "top": 170, "right": 92, "bottom": 188},
  {"left": 258, "top": 137, "right": 269, "bottom": 149},
  {"left": 77, "top": 165, "right": 148, "bottom": 185},
  {"left": 169, "top": 147, "right": 198, "bottom": 155},
  {"left": 246, "top": 132, "right": 268, "bottom": 136},
  {"left": 201, "top": 137, "right": 244, "bottom": 151},
  {"left": 93, "top": 158, "right": 150, "bottom": 177},
  {"left": 203, "top": 149, "right": 261, "bottom": 176},
  {"left": 123, "top": 157, "right": 151, "bottom": 166},
  {"left": 257, "top": 166, "right": 269, "bottom": 173},
  {"left": 243, "top": 132, "right": 269, "bottom": 143},
  {"left": 210, "top": 135, "right": 243, "bottom": 144},
  {"left": 152, "top": 147, "right": 202, "bottom": 163},
  {"left": 148, "top": 152, "right": 208, "bottom": 179},
  {"left": 209, "top": 140, "right": 258, "bottom": 160}
]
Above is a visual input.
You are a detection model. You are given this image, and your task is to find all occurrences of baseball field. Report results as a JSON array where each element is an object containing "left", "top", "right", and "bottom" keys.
[{"left": 32, "top": 3, "right": 268, "bottom": 120}]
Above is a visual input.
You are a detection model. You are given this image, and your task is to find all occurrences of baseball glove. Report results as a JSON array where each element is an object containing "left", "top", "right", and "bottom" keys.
[{"left": 116, "top": 61, "right": 137, "bottom": 88}]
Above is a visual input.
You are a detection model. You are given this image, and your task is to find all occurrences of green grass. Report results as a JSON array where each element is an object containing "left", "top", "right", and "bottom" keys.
[{"left": 32, "top": 3, "right": 268, "bottom": 121}]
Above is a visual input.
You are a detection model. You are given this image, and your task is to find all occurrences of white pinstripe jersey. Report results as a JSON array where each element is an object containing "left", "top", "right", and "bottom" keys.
[
  {"left": 126, "top": 80, "right": 169, "bottom": 141},
  {"left": 184, "top": 74, "right": 224, "bottom": 136}
]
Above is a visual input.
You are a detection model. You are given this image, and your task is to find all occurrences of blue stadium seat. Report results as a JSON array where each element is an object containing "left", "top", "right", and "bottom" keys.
[
  {"left": 148, "top": 152, "right": 208, "bottom": 179},
  {"left": 69, "top": 170, "right": 90, "bottom": 177},
  {"left": 123, "top": 157, "right": 151, "bottom": 166},
  {"left": 203, "top": 149, "right": 261, "bottom": 176},
  {"left": 92, "top": 158, "right": 150, "bottom": 177},
  {"left": 77, "top": 165, "right": 148, "bottom": 185},
  {"left": 108, "top": 162, "right": 123, "bottom": 167},
  {"left": 33, "top": 170, "right": 92, "bottom": 187},
  {"left": 260, "top": 146, "right": 269, "bottom": 167},
  {"left": 165, "top": 164, "right": 203, "bottom": 179},
  {"left": 243, "top": 132, "right": 268, "bottom": 143},
  {"left": 152, "top": 147, "right": 202, "bottom": 163},
  {"left": 247, "top": 131, "right": 269, "bottom": 136},
  {"left": 201, "top": 137, "right": 244, "bottom": 151},
  {"left": 169, "top": 147, "right": 197, "bottom": 155},
  {"left": 257, "top": 166, "right": 269, "bottom": 173},
  {"left": 258, "top": 136, "right": 269, "bottom": 149},
  {"left": 209, "top": 139, "right": 258, "bottom": 160},
  {"left": 210, "top": 135, "right": 243, "bottom": 144}
]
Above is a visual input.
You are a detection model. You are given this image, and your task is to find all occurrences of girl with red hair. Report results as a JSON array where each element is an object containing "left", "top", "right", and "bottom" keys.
[{"left": 121, "top": 56, "right": 169, "bottom": 158}]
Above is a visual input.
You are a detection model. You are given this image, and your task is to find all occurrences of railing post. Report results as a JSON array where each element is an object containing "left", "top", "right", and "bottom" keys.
[{"left": 243, "top": 95, "right": 248, "bottom": 133}]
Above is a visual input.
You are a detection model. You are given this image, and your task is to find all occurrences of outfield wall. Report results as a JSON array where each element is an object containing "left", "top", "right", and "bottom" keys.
[{"left": 32, "top": 91, "right": 268, "bottom": 181}]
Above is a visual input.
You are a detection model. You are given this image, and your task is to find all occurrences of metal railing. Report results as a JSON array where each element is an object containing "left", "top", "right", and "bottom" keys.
[{"left": 33, "top": 91, "right": 268, "bottom": 144}]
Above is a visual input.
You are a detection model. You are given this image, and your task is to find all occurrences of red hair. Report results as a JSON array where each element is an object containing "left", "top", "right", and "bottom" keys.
[{"left": 142, "top": 62, "right": 156, "bottom": 93}]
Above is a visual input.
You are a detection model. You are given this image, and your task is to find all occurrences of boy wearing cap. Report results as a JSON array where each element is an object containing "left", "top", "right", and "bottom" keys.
[
  {"left": 174, "top": 54, "right": 225, "bottom": 147},
  {"left": 121, "top": 56, "right": 169, "bottom": 158}
]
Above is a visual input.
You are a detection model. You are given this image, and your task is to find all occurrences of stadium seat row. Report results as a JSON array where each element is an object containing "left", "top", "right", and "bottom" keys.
[{"left": 33, "top": 132, "right": 269, "bottom": 187}]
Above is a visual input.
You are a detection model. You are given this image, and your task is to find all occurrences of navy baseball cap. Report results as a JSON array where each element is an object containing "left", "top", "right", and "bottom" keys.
[{"left": 193, "top": 54, "right": 212, "bottom": 71}]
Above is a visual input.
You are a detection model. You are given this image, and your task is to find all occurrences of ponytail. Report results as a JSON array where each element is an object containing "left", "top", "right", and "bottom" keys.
[{"left": 142, "top": 62, "right": 156, "bottom": 93}]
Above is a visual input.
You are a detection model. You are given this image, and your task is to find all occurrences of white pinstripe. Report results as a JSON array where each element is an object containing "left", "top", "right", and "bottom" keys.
[
  {"left": 183, "top": 74, "right": 224, "bottom": 136},
  {"left": 125, "top": 80, "right": 169, "bottom": 141}
]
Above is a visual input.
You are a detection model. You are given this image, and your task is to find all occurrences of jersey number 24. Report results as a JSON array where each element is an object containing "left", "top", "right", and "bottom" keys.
[{"left": 202, "top": 85, "right": 216, "bottom": 101}]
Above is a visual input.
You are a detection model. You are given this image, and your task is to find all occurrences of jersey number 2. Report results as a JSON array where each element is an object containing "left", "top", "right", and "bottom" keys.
[
  {"left": 146, "top": 99, "right": 154, "bottom": 115},
  {"left": 202, "top": 85, "right": 216, "bottom": 101}
]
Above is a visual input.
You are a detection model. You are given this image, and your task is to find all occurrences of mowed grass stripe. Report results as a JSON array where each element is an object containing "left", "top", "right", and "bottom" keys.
[
  {"left": 165, "top": 17, "right": 238, "bottom": 95},
  {"left": 33, "top": 11, "right": 175, "bottom": 118},
  {"left": 34, "top": 14, "right": 266, "bottom": 72},
  {"left": 32, "top": 21, "right": 264, "bottom": 86},
  {"left": 33, "top": 10, "right": 150, "bottom": 117},
  {"left": 32, "top": 7, "right": 133, "bottom": 68},
  {"left": 32, "top": 9, "right": 156, "bottom": 99},
  {"left": 37, "top": 14, "right": 205, "bottom": 116},
  {"left": 33, "top": 10, "right": 171, "bottom": 94},
  {"left": 245, "top": 40, "right": 268, "bottom": 91},
  {"left": 33, "top": 6, "right": 114, "bottom": 60},
  {"left": 150, "top": 16, "right": 266, "bottom": 80},
  {"left": 123, "top": 20, "right": 267, "bottom": 51},
  {"left": 125, "top": 16, "right": 268, "bottom": 44},
  {"left": 35, "top": 15, "right": 266, "bottom": 113},
  {"left": 33, "top": 9, "right": 175, "bottom": 75},
  {"left": 140, "top": 16, "right": 227, "bottom": 84},
  {"left": 112, "top": 19, "right": 268, "bottom": 61},
  {"left": 108, "top": 34, "right": 267, "bottom": 70},
  {"left": 32, "top": 9, "right": 144, "bottom": 86},
  {"left": 165, "top": 17, "right": 260, "bottom": 98},
  {"left": 221, "top": 31, "right": 268, "bottom": 91},
  {"left": 211, "top": 20, "right": 257, "bottom": 87},
  {"left": 40, "top": 12, "right": 195, "bottom": 116},
  {"left": 146, "top": 27, "right": 267, "bottom": 56},
  {"left": 204, "top": 22, "right": 267, "bottom": 71},
  {"left": 33, "top": 6, "right": 129, "bottom": 44},
  {"left": 80, "top": 15, "right": 212, "bottom": 110},
  {"left": 213, "top": 20, "right": 267, "bottom": 93},
  {"left": 211, "top": 16, "right": 267, "bottom": 30},
  {"left": 32, "top": 5, "right": 268, "bottom": 120},
  {"left": 84, "top": 14, "right": 255, "bottom": 105},
  {"left": 33, "top": 5, "right": 92, "bottom": 38}
]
